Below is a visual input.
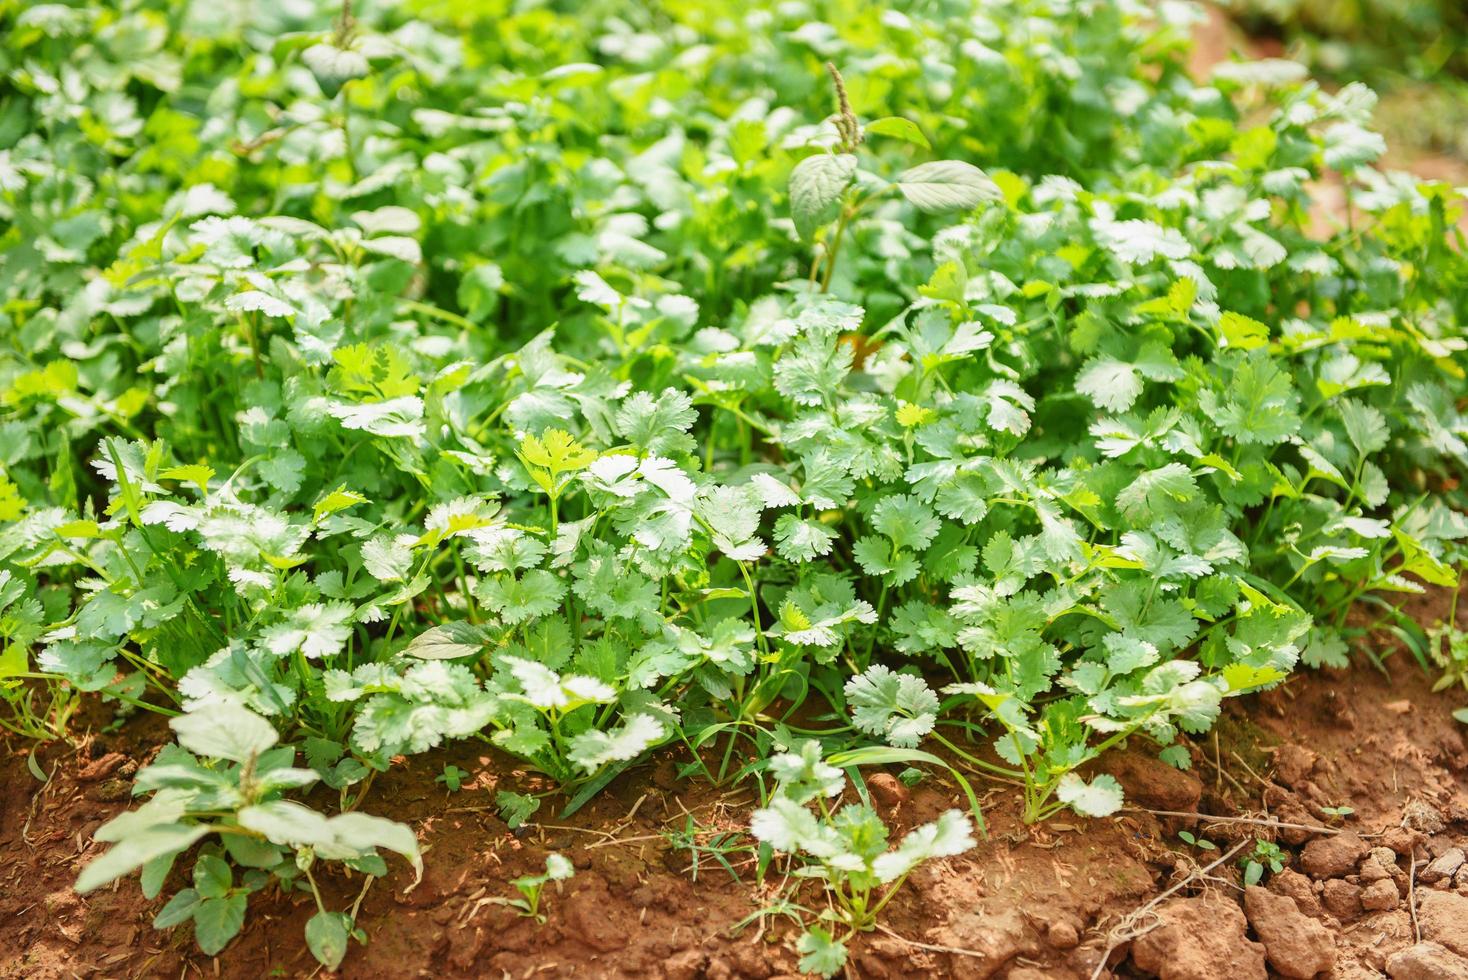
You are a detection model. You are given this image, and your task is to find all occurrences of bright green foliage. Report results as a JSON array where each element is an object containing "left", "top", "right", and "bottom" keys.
[
  {"left": 490, "top": 854, "right": 575, "bottom": 923},
  {"left": 751, "top": 741, "right": 976, "bottom": 974},
  {"left": 77, "top": 703, "right": 418, "bottom": 967},
  {"left": 1, "top": 0, "right": 1467, "bottom": 970}
]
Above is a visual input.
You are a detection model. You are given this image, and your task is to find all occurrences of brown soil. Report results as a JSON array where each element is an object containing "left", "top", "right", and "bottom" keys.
[
  {"left": 5, "top": 11, "right": 1468, "bottom": 980},
  {"left": 2, "top": 583, "right": 1467, "bottom": 979}
]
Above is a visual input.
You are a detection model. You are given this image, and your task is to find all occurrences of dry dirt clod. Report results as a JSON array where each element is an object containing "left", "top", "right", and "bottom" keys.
[
  {"left": 1300, "top": 832, "right": 1370, "bottom": 879},
  {"left": 1045, "top": 920, "right": 1079, "bottom": 950},
  {"left": 1361, "top": 879, "right": 1402, "bottom": 912},
  {"left": 1243, "top": 885, "right": 1337, "bottom": 979},
  {"left": 1385, "top": 942, "right": 1468, "bottom": 980},
  {"left": 1321, "top": 879, "right": 1363, "bottom": 921},
  {"left": 1421, "top": 848, "right": 1465, "bottom": 884},
  {"left": 1401, "top": 801, "right": 1446, "bottom": 835},
  {"left": 1362, "top": 846, "right": 1410, "bottom": 893},
  {"left": 1416, "top": 891, "right": 1468, "bottom": 958},
  {"left": 866, "top": 772, "right": 909, "bottom": 812},
  {"left": 560, "top": 876, "right": 630, "bottom": 953},
  {"left": 1268, "top": 869, "right": 1324, "bottom": 918},
  {"left": 1270, "top": 745, "right": 1320, "bottom": 789},
  {"left": 932, "top": 907, "right": 1038, "bottom": 979},
  {"left": 75, "top": 753, "right": 128, "bottom": 783},
  {"left": 1129, "top": 895, "right": 1266, "bottom": 980},
  {"left": 1097, "top": 750, "right": 1202, "bottom": 813},
  {"left": 1380, "top": 827, "right": 1428, "bottom": 859}
]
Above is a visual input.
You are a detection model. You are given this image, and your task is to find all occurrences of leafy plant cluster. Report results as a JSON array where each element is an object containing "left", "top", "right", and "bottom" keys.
[{"left": 1, "top": 0, "right": 1466, "bottom": 970}]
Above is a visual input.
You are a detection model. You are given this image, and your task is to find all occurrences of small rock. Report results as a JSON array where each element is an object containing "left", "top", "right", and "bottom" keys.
[
  {"left": 1098, "top": 749, "right": 1203, "bottom": 813},
  {"left": 1131, "top": 895, "right": 1266, "bottom": 980},
  {"left": 560, "top": 877, "right": 628, "bottom": 953},
  {"left": 1364, "top": 846, "right": 1408, "bottom": 891},
  {"left": 1272, "top": 745, "right": 1319, "bottom": 789},
  {"left": 1380, "top": 827, "right": 1427, "bottom": 859},
  {"left": 1361, "top": 858, "right": 1393, "bottom": 883},
  {"left": 1301, "top": 832, "right": 1370, "bottom": 879},
  {"left": 76, "top": 752, "right": 129, "bottom": 782},
  {"left": 1402, "top": 801, "right": 1445, "bottom": 835},
  {"left": 1243, "top": 885, "right": 1337, "bottom": 979},
  {"left": 866, "top": 772, "right": 909, "bottom": 811},
  {"left": 1269, "top": 869, "right": 1323, "bottom": 918},
  {"left": 1418, "top": 891, "right": 1468, "bottom": 957},
  {"left": 1361, "top": 879, "right": 1401, "bottom": 911},
  {"left": 1321, "top": 879, "right": 1363, "bottom": 920},
  {"left": 1438, "top": 728, "right": 1468, "bottom": 771},
  {"left": 1046, "top": 920, "right": 1079, "bottom": 950},
  {"left": 1386, "top": 942, "right": 1468, "bottom": 980},
  {"left": 1422, "top": 848, "right": 1466, "bottom": 884}
]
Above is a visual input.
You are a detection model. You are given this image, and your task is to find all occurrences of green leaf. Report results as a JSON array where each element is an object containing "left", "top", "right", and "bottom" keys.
[
  {"left": 797, "top": 927, "right": 848, "bottom": 978},
  {"left": 788, "top": 153, "right": 857, "bottom": 239},
  {"left": 1219, "top": 311, "right": 1269, "bottom": 351},
  {"left": 192, "top": 854, "right": 232, "bottom": 899},
  {"left": 1055, "top": 773, "right": 1124, "bottom": 818},
  {"left": 77, "top": 824, "right": 212, "bottom": 893},
  {"left": 305, "top": 911, "right": 353, "bottom": 970},
  {"left": 495, "top": 791, "right": 542, "bottom": 829},
  {"left": 302, "top": 43, "right": 369, "bottom": 98},
  {"left": 896, "top": 160, "right": 1001, "bottom": 213},
  {"left": 403, "top": 622, "right": 485, "bottom": 660},
  {"left": 864, "top": 116, "right": 930, "bottom": 148},
  {"left": 152, "top": 888, "right": 203, "bottom": 929},
  {"left": 170, "top": 704, "right": 278, "bottom": 763},
  {"left": 844, "top": 666, "right": 939, "bottom": 748},
  {"left": 193, "top": 893, "right": 248, "bottom": 956}
]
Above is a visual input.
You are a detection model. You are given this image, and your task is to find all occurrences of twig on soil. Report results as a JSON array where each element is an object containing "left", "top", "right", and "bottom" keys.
[
  {"left": 350, "top": 875, "right": 375, "bottom": 923},
  {"left": 874, "top": 924, "right": 991, "bottom": 960},
  {"left": 1085, "top": 838, "right": 1253, "bottom": 980},
  {"left": 1195, "top": 747, "right": 1251, "bottom": 797},
  {"left": 534, "top": 823, "right": 620, "bottom": 840},
  {"left": 1125, "top": 808, "right": 1377, "bottom": 838},
  {"left": 1408, "top": 854, "right": 1420, "bottom": 943},
  {"left": 1229, "top": 751, "right": 1280, "bottom": 793},
  {"left": 584, "top": 832, "right": 665, "bottom": 850},
  {"left": 1213, "top": 731, "right": 1222, "bottom": 793}
]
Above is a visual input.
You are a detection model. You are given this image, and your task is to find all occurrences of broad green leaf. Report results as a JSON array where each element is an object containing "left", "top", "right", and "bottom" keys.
[
  {"left": 788, "top": 153, "right": 857, "bottom": 239},
  {"left": 193, "top": 894, "right": 248, "bottom": 956},
  {"left": 170, "top": 704, "right": 278, "bottom": 763},
  {"left": 864, "top": 116, "right": 930, "bottom": 148},
  {"left": 896, "top": 160, "right": 1001, "bottom": 213},
  {"left": 305, "top": 911, "right": 352, "bottom": 970},
  {"left": 1055, "top": 773, "right": 1124, "bottom": 817},
  {"left": 77, "top": 824, "right": 212, "bottom": 893}
]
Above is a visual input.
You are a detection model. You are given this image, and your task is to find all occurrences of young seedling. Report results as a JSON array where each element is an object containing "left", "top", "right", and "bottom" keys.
[
  {"left": 1177, "top": 830, "right": 1218, "bottom": 852},
  {"left": 489, "top": 854, "right": 575, "bottom": 923},
  {"left": 750, "top": 741, "right": 976, "bottom": 977},
  {"left": 495, "top": 791, "right": 542, "bottom": 830},
  {"left": 663, "top": 814, "right": 756, "bottom": 884},
  {"left": 436, "top": 764, "right": 470, "bottom": 792},
  {"left": 1240, "top": 840, "right": 1289, "bottom": 886},
  {"left": 76, "top": 704, "right": 420, "bottom": 971}
]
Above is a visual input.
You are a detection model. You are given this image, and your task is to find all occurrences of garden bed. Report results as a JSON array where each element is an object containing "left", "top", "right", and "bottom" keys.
[
  {"left": 4, "top": 589, "right": 1465, "bottom": 979},
  {"left": 3, "top": 1, "right": 1468, "bottom": 977}
]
